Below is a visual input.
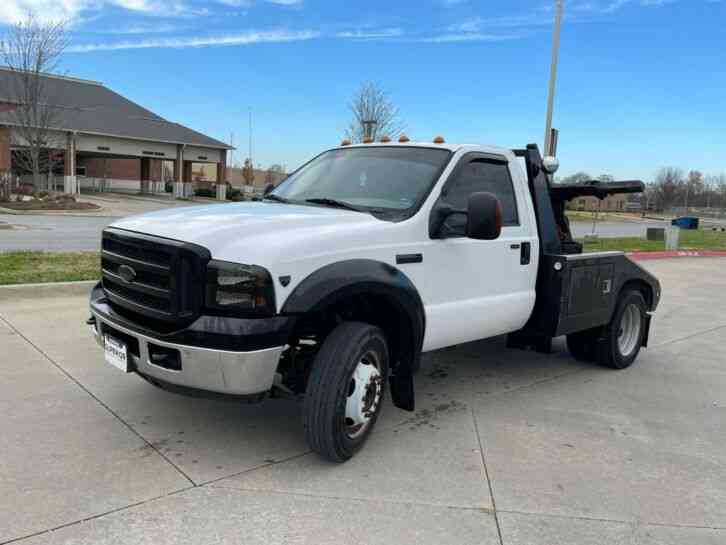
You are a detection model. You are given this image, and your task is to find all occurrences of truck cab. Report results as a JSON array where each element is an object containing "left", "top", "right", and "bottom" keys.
[{"left": 89, "top": 139, "right": 660, "bottom": 462}]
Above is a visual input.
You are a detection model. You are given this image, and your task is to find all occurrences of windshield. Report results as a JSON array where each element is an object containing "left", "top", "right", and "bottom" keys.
[{"left": 270, "top": 146, "right": 452, "bottom": 220}]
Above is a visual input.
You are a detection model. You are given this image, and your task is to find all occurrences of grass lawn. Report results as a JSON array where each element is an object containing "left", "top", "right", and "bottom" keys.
[
  {"left": 566, "top": 211, "right": 642, "bottom": 223},
  {"left": 579, "top": 229, "right": 726, "bottom": 253},
  {"left": 0, "top": 251, "right": 100, "bottom": 285}
]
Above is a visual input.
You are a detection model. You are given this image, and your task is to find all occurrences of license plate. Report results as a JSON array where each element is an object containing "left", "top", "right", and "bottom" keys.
[{"left": 104, "top": 335, "right": 130, "bottom": 372}]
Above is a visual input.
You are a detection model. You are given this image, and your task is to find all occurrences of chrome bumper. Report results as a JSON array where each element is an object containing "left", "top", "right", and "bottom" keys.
[{"left": 90, "top": 311, "right": 283, "bottom": 396}]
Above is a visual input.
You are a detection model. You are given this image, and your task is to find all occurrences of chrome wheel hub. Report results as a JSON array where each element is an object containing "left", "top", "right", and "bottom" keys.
[
  {"left": 618, "top": 304, "right": 641, "bottom": 357},
  {"left": 344, "top": 354, "right": 383, "bottom": 439}
]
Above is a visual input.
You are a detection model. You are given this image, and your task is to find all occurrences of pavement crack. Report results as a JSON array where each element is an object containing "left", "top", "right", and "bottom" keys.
[
  {"left": 0, "top": 486, "right": 195, "bottom": 545},
  {"left": 649, "top": 322, "right": 726, "bottom": 350},
  {"left": 497, "top": 508, "right": 726, "bottom": 532},
  {"left": 205, "top": 484, "right": 492, "bottom": 511},
  {"left": 471, "top": 407, "right": 504, "bottom": 545},
  {"left": 198, "top": 450, "right": 313, "bottom": 487},
  {"left": 0, "top": 313, "right": 197, "bottom": 488}
]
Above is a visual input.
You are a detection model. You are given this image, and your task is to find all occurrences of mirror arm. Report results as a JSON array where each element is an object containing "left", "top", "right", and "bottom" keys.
[{"left": 429, "top": 203, "right": 467, "bottom": 239}]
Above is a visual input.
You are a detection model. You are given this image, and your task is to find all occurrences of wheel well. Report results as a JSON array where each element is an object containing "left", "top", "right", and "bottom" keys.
[
  {"left": 288, "top": 290, "right": 418, "bottom": 376},
  {"left": 620, "top": 279, "right": 654, "bottom": 309}
]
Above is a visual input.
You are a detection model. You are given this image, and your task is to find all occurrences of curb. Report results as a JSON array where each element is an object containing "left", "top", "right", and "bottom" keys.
[
  {"left": 627, "top": 250, "right": 726, "bottom": 261},
  {"left": 0, "top": 206, "right": 112, "bottom": 217},
  {"left": 0, "top": 280, "right": 96, "bottom": 300}
]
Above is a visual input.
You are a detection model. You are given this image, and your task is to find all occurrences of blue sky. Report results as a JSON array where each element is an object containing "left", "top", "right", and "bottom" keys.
[{"left": 2, "top": 0, "right": 724, "bottom": 180}]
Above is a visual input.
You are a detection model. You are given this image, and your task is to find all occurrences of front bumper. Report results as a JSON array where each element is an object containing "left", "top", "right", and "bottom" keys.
[{"left": 89, "top": 284, "right": 293, "bottom": 398}]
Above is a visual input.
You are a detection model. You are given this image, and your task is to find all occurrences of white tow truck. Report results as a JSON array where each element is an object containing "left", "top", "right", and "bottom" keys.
[{"left": 89, "top": 139, "right": 661, "bottom": 462}]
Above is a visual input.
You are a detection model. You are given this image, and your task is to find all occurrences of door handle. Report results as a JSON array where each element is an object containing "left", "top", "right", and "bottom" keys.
[{"left": 520, "top": 242, "right": 531, "bottom": 265}]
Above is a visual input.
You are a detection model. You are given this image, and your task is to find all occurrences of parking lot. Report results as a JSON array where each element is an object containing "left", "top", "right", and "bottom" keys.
[{"left": 1, "top": 257, "right": 724, "bottom": 545}]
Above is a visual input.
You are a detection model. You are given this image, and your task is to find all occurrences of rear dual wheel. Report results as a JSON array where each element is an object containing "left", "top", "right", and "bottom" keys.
[
  {"left": 567, "top": 289, "right": 647, "bottom": 369},
  {"left": 303, "top": 322, "right": 388, "bottom": 463}
]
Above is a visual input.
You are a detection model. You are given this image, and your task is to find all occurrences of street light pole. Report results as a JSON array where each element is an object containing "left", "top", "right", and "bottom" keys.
[{"left": 544, "top": 0, "right": 564, "bottom": 157}]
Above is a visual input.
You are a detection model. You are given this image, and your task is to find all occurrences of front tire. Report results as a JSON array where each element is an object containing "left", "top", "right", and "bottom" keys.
[
  {"left": 598, "top": 290, "right": 647, "bottom": 369},
  {"left": 303, "top": 322, "right": 389, "bottom": 463}
]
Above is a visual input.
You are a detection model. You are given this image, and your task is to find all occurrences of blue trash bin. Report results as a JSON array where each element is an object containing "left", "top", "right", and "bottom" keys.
[{"left": 671, "top": 217, "right": 699, "bottom": 230}]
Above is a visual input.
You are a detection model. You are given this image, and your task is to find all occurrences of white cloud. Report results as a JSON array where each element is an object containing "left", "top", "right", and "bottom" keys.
[
  {"left": 421, "top": 33, "right": 520, "bottom": 43},
  {"left": 67, "top": 28, "right": 319, "bottom": 51},
  {"left": 103, "top": 22, "right": 182, "bottom": 34},
  {"left": 335, "top": 28, "right": 402, "bottom": 39},
  {"left": 216, "top": 0, "right": 251, "bottom": 6},
  {"left": 0, "top": 0, "right": 204, "bottom": 25},
  {"left": 264, "top": 0, "right": 302, "bottom": 5}
]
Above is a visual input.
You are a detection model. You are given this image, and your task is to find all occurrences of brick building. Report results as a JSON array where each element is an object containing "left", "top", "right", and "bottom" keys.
[
  {"left": 567, "top": 194, "right": 628, "bottom": 212},
  {"left": 0, "top": 67, "right": 232, "bottom": 197}
]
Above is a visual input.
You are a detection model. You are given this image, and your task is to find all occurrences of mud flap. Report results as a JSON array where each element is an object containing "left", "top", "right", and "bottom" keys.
[
  {"left": 642, "top": 314, "right": 652, "bottom": 347},
  {"left": 389, "top": 366, "right": 415, "bottom": 411}
]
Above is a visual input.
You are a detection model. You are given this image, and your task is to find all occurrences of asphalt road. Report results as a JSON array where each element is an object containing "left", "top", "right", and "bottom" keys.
[
  {"left": 1, "top": 258, "right": 725, "bottom": 544},
  {"left": 0, "top": 214, "right": 113, "bottom": 251},
  {"left": 569, "top": 219, "right": 670, "bottom": 238},
  {"left": 0, "top": 213, "right": 672, "bottom": 252}
]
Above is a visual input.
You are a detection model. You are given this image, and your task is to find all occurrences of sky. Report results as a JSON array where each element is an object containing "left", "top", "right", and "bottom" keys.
[{"left": 0, "top": 0, "right": 724, "bottom": 181}]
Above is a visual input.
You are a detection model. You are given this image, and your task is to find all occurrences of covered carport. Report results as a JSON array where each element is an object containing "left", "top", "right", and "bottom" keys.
[{"left": 0, "top": 67, "right": 232, "bottom": 199}]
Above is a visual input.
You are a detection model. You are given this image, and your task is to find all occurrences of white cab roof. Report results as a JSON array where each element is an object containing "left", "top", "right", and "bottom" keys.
[{"left": 333, "top": 141, "right": 515, "bottom": 159}]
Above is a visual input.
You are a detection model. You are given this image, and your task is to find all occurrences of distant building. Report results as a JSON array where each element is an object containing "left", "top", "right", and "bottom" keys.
[
  {"left": 196, "top": 164, "right": 288, "bottom": 191},
  {"left": 567, "top": 194, "right": 628, "bottom": 212},
  {"left": 0, "top": 67, "right": 232, "bottom": 195}
]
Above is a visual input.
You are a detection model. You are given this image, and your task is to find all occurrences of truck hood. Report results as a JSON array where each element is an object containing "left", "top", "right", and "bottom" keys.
[{"left": 110, "top": 201, "right": 386, "bottom": 264}]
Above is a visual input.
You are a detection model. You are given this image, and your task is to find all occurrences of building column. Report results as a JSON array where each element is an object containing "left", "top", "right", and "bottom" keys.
[
  {"left": 216, "top": 150, "right": 227, "bottom": 201},
  {"left": 0, "top": 126, "right": 10, "bottom": 200},
  {"left": 64, "top": 132, "right": 77, "bottom": 194},
  {"left": 174, "top": 144, "right": 185, "bottom": 199},
  {"left": 183, "top": 160, "right": 193, "bottom": 198},
  {"left": 0, "top": 126, "right": 10, "bottom": 171},
  {"left": 140, "top": 157, "right": 151, "bottom": 194}
]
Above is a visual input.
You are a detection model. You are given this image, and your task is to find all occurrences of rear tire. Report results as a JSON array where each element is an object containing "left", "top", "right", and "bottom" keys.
[
  {"left": 566, "top": 329, "right": 599, "bottom": 362},
  {"left": 598, "top": 290, "right": 647, "bottom": 369},
  {"left": 303, "top": 322, "right": 389, "bottom": 463}
]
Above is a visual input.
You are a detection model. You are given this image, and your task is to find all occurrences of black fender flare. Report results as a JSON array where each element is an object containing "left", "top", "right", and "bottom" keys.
[{"left": 281, "top": 259, "right": 425, "bottom": 411}]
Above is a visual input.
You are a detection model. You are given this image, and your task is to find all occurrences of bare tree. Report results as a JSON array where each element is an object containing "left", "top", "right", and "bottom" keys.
[
  {"left": 1, "top": 13, "right": 68, "bottom": 190},
  {"left": 557, "top": 172, "right": 590, "bottom": 184},
  {"left": 242, "top": 158, "right": 255, "bottom": 186},
  {"left": 652, "top": 167, "right": 684, "bottom": 211},
  {"left": 346, "top": 82, "right": 402, "bottom": 143}
]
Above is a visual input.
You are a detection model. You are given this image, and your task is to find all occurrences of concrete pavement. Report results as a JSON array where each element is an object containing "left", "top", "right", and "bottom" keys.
[{"left": 0, "top": 258, "right": 724, "bottom": 544}]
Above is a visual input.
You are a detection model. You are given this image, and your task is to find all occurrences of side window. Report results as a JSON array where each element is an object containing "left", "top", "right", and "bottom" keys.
[{"left": 440, "top": 158, "right": 519, "bottom": 236}]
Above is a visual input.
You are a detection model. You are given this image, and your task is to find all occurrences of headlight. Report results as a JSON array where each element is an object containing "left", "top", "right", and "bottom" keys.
[{"left": 205, "top": 260, "right": 276, "bottom": 317}]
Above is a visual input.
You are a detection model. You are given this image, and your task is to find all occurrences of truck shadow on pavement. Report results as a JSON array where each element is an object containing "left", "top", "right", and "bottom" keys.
[{"left": 110, "top": 334, "right": 588, "bottom": 483}]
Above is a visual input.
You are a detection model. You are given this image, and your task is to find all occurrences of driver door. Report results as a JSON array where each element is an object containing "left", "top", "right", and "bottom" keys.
[{"left": 421, "top": 153, "right": 538, "bottom": 351}]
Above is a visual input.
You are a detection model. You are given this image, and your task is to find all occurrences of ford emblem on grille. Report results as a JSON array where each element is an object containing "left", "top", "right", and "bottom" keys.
[{"left": 118, "top": 264, "right": 137, "bottom": 283}]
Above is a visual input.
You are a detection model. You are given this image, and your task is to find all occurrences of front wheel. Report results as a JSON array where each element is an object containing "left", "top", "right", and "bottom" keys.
[
  {"left": 598, "top": 290, "right": 648, "bottom": 369},
  {"left": 303, "top": 322, "right": 389, "bottom": 462}
]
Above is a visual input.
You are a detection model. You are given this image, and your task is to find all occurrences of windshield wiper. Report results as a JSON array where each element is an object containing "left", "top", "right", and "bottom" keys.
[
  {"left": 304, "top": 198, "right": 365, "bottom": 213},
  {"left": 263, "top": 194, "right": 290, "bottom": 204}
]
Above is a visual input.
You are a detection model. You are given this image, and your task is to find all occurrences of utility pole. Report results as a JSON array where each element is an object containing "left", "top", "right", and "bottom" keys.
[
  {"left": 229, "top": 132, "right": 234, "bottom": 167},
  {"left": 544, "top": 0, "right": 564, "bottom": 157},
  {"left": 248, "top": 109, "right": 253, "bottom": 164}
]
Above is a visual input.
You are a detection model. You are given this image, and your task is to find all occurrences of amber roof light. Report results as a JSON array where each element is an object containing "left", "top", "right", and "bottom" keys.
[
  {"left": 362, "top": 136, "right": 374, "bottom": 144},
  {"left": 398, "top": 134, "right": 410, "bottom": 143},
  {"left": 380, "top": 135, "right": 391, "bottom": 143},
  {"left": 340, "top": 139, "right": 351, "bottom": 146},
  {"left": 433, "top": 135, "right": 445, "bottom": 144}
]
